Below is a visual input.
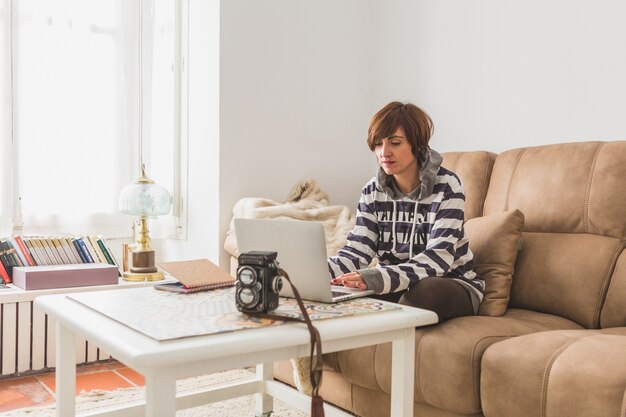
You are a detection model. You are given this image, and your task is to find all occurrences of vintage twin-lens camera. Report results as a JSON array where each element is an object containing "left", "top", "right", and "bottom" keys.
[{"left": 236, "top": 251, "right": 283, "bottom": 313}]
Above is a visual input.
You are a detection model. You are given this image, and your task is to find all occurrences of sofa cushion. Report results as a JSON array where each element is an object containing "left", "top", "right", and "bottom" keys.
[
  {"left": 481, "top": 328, "right": 626, "bottom": 417},
  {"left": 274, "top": 359, "right": 354, "bottom": 413},
  {"left": 336, "top": 308, "right": 583, "bottom": 415},
  {"left": 441, "top": 151, "right": 496, "bottom": 220},
  {"left": 482, "top": 141, "right": 626, "bottom": 328},
  {"left": 483, "top": 141, "right": 626, "bottom": 238},
  {"left": 464, "top": 209, "right": 525, "bottom": 316},
  {"left": 601, "top": 248, "right": 626, "bottom": 328},
  {"left": 509, "top": 232, "right": 621, "bottom": 328},
  {"left": 351, "top": 384, "right": 484, "bottom": 417}
]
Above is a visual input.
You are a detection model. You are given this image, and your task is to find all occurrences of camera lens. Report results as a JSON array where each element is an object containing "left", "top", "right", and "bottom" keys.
[
  {"left": 237, "top": 267, "right": 256, "bottom": 285},
  {"left": 237, "top": 287, "right": 257, "bottom": 307}
]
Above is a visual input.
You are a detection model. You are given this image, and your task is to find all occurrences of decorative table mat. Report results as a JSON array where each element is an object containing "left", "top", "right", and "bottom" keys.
[{"left": 67, "top": 287, "right": 400, "bottom": 342}]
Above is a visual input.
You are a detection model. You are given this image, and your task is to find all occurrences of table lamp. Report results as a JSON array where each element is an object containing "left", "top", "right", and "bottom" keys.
[{"left": 118, "top": 164, "right": 171, "bottom": 281}]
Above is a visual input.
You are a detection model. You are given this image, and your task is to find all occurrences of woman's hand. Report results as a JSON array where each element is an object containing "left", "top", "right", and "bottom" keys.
[{"left": 330, "top": 272, "right": 368, "bottom": 290}]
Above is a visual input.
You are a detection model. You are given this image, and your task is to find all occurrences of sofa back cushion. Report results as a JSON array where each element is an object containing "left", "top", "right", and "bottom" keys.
[
  {"left": 441, "top": 151, "right": 496, "bottom": 219},
  {"left": 601, "top": 249, "right": 626, "bottom": 328},
  {"left": 483, "top": 141, "right": 626, "bottom": 328}
]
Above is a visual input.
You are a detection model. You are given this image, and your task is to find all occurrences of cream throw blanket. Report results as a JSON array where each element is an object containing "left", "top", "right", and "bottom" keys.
[
  {"left": 224, "top": 179, "right": 355, "bottom": 259},
  {"left": 223, "top": 179, "right": 356, "bottom": 395}
]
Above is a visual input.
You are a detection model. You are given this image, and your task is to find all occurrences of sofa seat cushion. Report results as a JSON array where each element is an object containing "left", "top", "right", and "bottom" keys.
[
  {"left": 336, "top": 308, "right": 583, "bottom": 415},
  {"left": 481, "top": 327, "right": 626, "bottom": 417},
  {"left": 351, "top": 384, "right": 484, "bottom": 417},
  {"left": 274, "top": 358, "right": 355, "bottom": 413}
]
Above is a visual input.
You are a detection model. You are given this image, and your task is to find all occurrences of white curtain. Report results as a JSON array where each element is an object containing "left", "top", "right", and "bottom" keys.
[
  {"left": 0, "top": 0, "right": 11, "bottom": 232},
  {"left": 0, "top": 0, "right": 178, "bottom": 238}
]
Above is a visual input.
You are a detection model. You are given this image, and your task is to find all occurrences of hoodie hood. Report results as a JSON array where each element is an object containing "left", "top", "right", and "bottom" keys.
[{"left": 376, "top": 148, "right": 443, "bottom": 200}]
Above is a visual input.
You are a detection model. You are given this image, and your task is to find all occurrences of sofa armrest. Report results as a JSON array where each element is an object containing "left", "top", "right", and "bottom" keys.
[{"left": 482, "top": 328, "right": 626, "bottom": 417}]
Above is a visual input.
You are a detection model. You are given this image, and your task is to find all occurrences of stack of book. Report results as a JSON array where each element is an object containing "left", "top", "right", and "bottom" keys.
[{"left": 0, "top": 236, "right": 121, "bottom": 284}]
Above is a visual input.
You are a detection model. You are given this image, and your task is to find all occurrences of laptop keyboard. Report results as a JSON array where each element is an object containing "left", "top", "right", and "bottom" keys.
[{"left": 332, "top": 290, "right": 350, "bottom": 299}]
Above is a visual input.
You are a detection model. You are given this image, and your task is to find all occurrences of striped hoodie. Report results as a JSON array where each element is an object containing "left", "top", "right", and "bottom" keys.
[{"left": 328, "top": 149, "right": 484, "bottom": 310}]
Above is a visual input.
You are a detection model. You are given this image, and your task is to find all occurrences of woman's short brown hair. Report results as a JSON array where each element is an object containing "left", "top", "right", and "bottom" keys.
[{"left": 367, "top": 101, "right": 434, "bottom": 158}]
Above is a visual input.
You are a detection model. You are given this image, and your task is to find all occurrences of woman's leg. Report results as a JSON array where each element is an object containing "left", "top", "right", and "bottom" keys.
[
  {"left": 370, "top": 292, "right": 403, "bottom": 303},
  {"left": 398, "top": 277, "right": 474, "bottom": 323}
]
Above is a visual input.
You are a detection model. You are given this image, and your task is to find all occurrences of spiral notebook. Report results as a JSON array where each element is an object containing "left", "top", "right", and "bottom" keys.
[{"left": 155, "top": 259, "right": 235, "bottom": 293}]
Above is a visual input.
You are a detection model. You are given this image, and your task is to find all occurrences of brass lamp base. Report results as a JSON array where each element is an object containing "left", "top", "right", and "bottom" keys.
[
  {"left": 123, "top": 271, "right": 165, "bottom": 282},
  {"left": 122, "top": 228, "right": 164, "bottom": 282}
]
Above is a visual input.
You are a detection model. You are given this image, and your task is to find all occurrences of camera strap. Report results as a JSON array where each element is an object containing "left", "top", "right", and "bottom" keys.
[{"left": 247, "top": 268, "right": 325, "bottom": 417}]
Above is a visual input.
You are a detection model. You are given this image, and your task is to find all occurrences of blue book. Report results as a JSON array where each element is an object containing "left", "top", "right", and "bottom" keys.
[
  {"left": 71, "top": 239, "right": 87, "bottom": 263},
  {"left": 72, "top": 238, "right": 93, "bottom": 263}
]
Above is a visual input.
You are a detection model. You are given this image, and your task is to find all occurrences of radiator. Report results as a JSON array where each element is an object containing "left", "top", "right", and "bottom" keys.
[
  {"left": 0, "top": 280, "right": 162, "bottom": 377},
  {"left": 1, "top": 299, "right": 111, "bottom": 376}
]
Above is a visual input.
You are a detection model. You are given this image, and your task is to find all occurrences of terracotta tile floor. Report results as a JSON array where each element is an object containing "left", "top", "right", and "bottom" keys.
[{"left": 0, "top": 360, "right": 142, "bottom": 413}]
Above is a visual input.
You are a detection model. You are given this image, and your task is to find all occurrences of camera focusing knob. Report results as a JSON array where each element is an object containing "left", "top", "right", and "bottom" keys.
[{"left": 272, "top": 276, "right": 283, "bottom": 293}]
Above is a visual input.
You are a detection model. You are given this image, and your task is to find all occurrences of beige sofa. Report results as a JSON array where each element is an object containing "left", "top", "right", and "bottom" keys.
[{"left": 268, "top": 141, "right": 626, "bottom": 417}]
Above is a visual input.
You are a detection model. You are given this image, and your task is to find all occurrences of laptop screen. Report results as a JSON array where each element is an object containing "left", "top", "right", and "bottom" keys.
[{"left": 234, "top": 218, "right": 334, "bottom": 302}]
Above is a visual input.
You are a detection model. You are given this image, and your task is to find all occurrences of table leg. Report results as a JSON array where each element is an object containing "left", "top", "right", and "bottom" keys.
[
  {"left": 145, "top": 368, "right": 176, "bottom": 417},
  {"left": 255, "top": 363, "right": 274, "bottom": 417},
  {"left": 55, "top": 322, "right": 76, "bottom": 417},
  {"left": 390, "top": 327, "right": 416, "bottom": 417}
]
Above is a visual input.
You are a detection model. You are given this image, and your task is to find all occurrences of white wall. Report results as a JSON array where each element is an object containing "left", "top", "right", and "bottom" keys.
[
  {"left": 219, "top": 0, "right": 381, "bottom": 267},
  {"left": 374, "top": 0, "right": 626, "bottom": 153},
  {"left": 213, "top": 0, "right": 626, "bottom": 267}
]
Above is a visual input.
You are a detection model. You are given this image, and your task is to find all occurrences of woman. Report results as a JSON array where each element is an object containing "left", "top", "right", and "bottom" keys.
[{"left": 328, "top": 101, "right": 484, "bottom": 321}]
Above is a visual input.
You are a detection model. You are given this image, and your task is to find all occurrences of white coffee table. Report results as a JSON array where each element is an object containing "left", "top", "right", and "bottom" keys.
[{"left": 35, "top": 293, "right": 437, "bottom": 417}]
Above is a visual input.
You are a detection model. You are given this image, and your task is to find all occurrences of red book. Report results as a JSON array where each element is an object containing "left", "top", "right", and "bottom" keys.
[
  {"left": 14, "top": 236, "right": 36, "bottom": 266},
  {"left": 0, "top": 261, "right": 10, "bottom": 284}
]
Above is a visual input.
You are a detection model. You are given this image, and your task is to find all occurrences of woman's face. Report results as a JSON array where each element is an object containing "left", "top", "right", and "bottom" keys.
[{"left": 373, "top": 127, "right": 417, "bottom": 178}]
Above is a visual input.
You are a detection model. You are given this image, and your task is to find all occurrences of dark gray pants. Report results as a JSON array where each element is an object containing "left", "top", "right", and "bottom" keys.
[{"left": 372, "top": 277, "right": 475, "bottom": 323}]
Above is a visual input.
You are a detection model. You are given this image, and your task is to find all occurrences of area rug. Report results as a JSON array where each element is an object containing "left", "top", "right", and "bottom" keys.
[{"left": 4, "top": 369, "right": 308, "bottom": 417}]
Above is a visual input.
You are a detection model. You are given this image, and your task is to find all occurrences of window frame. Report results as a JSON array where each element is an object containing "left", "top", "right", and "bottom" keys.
[{"left": 0, "top": 0, "right": 189, "bottom": 241}]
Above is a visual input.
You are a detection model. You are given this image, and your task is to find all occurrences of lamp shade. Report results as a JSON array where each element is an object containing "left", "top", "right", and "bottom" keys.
[{"left": 119, "top": 166, "right": 171, "bottom": 216}]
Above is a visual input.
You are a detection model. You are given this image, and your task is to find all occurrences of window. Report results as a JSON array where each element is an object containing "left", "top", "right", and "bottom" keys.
[{"left": 0, "top": 0, "right": 187, "bottom": 239}]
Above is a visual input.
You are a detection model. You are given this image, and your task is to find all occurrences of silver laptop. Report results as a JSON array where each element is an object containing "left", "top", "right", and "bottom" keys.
[{"left": 234, "top": 218, "right": 374, "bottom": 303}]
